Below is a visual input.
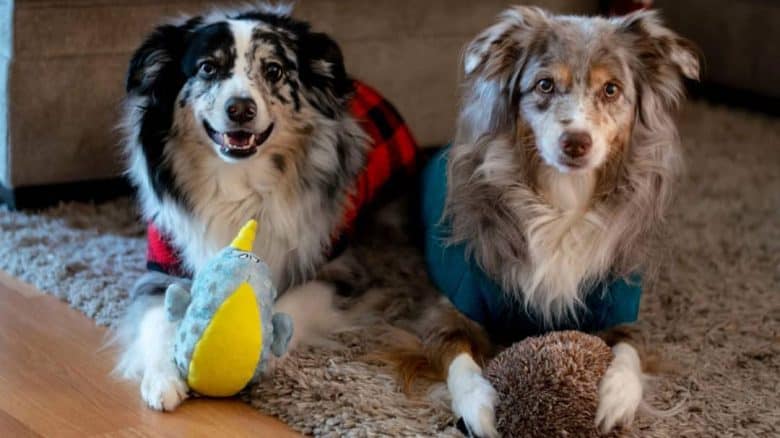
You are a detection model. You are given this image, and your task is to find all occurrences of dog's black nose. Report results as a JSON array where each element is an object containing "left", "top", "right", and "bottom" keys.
[
  {"left": 561, "top": 131, "right": 592, "bottom": 158},
  {"left": 225, "top": 97, "right": 257, "bottom": 123}
]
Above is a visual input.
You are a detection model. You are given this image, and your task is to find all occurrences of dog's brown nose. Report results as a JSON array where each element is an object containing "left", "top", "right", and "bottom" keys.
[
  {"left": 226, "top": 97, "right": 257, "bottom": 123},
  {"left": 561, "top": 131, "right": 592, "bottom": 158}
]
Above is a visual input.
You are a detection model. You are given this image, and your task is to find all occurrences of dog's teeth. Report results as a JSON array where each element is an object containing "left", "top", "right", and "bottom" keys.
[
  {"left": 249, "top": 134, "right": 256, "bottom": 145},
  {"left": 222, "top": 133, "right": 229, "bottom": 146}
]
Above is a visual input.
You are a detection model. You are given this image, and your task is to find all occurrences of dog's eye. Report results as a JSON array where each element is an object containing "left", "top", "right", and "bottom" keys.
[
  {"left": 603, "top": 82, "right": 620, "bottom": 100},
  {"left": 198, "top": 61, "right": 217, "bottom": 79},
  {"left": 263, "top": 62, "right": 284, "bottom": 83},
  {"left": 536, "top": 78, "right": 555, "bottom": 94}
]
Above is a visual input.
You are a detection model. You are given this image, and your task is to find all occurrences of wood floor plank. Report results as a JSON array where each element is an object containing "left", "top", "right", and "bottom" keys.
[
  {"left": 0, "top": 410, "right": 42, "bottom": 438},
  {"left": 0, "top": 271, "right": 300, "bottom": 437},
  {"left": 0, "top": 270, "right": 44, "bottom": 298}
]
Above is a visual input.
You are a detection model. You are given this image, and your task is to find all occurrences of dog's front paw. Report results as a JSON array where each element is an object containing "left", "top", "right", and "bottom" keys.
[
  {"left": 595, "top": 343, "right": 643, "bottom": 434},
  {"left": 448, "top": 354, "right": 498, "bottom": 438},
  {"left": 141, "top": 369, "right": 189, "bottom": 412},
  {"left": 452, "top": 373, "right": 498, "bottom": 438}
]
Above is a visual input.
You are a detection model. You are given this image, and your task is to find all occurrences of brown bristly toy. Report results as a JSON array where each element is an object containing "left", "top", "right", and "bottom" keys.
[{"left": 484, "top": 331, "right": 623, "bottom": 438}]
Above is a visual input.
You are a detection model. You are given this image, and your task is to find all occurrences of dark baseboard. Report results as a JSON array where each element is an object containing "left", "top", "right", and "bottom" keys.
[
  {"left": 689, "top": 81, "right": 780, "bottom": 117},
  {"left": 0, "top": 177, "right": 133, "bottom": 210}
]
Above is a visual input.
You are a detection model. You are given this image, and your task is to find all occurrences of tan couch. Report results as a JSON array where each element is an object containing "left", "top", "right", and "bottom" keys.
[{"left": 0, "top": 0, "right": 597, "bottom": 206}]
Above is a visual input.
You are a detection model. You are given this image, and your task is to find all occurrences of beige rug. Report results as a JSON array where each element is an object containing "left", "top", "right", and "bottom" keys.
[{"left": 1, "top": 101, "right": 778, "bottom": 436}]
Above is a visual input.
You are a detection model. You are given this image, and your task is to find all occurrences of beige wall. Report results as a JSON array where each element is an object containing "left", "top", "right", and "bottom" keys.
[{"left": 5, "top": 0, "right": 598, "bottom": 188}]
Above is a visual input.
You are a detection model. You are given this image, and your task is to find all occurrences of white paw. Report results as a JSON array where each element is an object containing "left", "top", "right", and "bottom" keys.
[
  {"left": 448, "top": 354, "right": 498, "bottom": 438},
  {"left": 141, "top": 369, "right": 189, "bottom": 412},
  {"left": 595, "top": 343, "right": 643, "bottom": 434}
]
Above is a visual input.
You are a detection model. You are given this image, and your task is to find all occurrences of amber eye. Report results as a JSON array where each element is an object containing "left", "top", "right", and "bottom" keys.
[
  {"left": 536, "top": 78, "right": 555, "bottom": 94},
  {"left": 198, "top": 61, "right": 217, "bottom": 79},
  {"left": 603, "top": 82, "right": 620, "bottom": 99},
  {"left": 263, "top": 62, "right": 284, "bottom": 83}
]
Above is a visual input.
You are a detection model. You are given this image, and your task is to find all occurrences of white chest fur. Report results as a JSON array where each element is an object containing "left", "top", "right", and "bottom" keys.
[
  {"left": 138, "top": 142, "right": 334, "bottom": 287},
  {"left": 515, "top": 167, "right": 614, "bottom": 321}
]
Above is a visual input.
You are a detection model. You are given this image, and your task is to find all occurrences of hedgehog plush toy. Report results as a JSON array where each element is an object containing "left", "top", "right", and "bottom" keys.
[
  {"left": 164, "top": 220, "right": 293, "bottom": 397},
  {"left": 484, "top": 331, "right": 620, "bottom": 438}
]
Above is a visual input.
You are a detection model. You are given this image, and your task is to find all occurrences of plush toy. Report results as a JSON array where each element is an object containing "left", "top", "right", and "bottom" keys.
[
  {"left": 484, "top": 331, "right": 619, "bottom": 438},
  {"left": 164, "top": 220, "right": 293, "bottom": 397}
]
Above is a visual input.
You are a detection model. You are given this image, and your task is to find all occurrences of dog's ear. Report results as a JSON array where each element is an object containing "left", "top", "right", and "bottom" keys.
[
  {"left": 617, "top": 10, "right": 701, "bottom": 118},
  {"left": 126, "top": 17, "right": 201, "bottom": 95},
  {"left": 618, "top": 10, "right": 700, "bottom": 81},
  {"left": 462, "top": 6, "right": 548, "bottom": 78},
  {"left": 299, "top": 31, "right": 352, "bottom": 97},
  {"left": 457, "top": 7, "right": 548, "bottom": 143},
  {"left": 124, "top": 18, "right": 201, "bottom": 205},
  {"left": 298, "top": 31, "right": 353, "bottom": 111}
]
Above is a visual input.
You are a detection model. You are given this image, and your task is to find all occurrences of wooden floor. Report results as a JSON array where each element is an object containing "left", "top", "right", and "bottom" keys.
[{"left": 0, "top": 271, "right": 300, "bottom": 438}]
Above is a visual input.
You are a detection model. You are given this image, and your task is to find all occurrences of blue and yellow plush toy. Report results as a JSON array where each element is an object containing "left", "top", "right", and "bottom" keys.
[{"left": 164, "top": 220, "right": 293, "bottom": 397}]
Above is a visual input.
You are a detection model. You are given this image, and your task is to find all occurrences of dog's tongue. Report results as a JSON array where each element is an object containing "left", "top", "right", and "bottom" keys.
[{"left": 224, "top": 131, "right": 253, "bottom": 148}]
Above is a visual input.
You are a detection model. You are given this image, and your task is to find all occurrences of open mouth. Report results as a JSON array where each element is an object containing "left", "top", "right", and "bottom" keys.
[{"left": 203, "top": 120, "right": 274, "bottom": 159}]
